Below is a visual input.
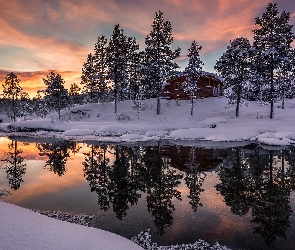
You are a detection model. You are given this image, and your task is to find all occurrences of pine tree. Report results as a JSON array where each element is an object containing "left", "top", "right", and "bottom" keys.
[
  {"left": 184, "top": 40, "right": 203, "bottom": 116},
  {"left": 107, "top": 24, "right": 129, "bottom": 113},
  {"left": 43, "top": 71, "right": 69, "bottom": 120},
  {"left": 93, "top": 35, "right": 109, "bottom": 103},
  {"left": 126, "top": 37, "right": 140, "bottom": 100},
  {"left": 2, "top": 72, "right": 27, "bottom": 122},
  {"left": 276, "top": 48, "right": 295, "bottom": 109},
  {"left": 81, "top": 53, "right": 98, "bottom": 102},
  {"left": 33, "top": 91, "right": 48, "bottom": 118},
  {"left": 253, "top": 3, "right": 294, "bottom": 119},
  {"left": 69, "top": 83, "right": 81, "bottom": 105},
  {"left": 144, "top": 11, "right": 181, "bottom": 114},
  {"left": 215, "top": 37, "right": 252, "bottom": 117}
]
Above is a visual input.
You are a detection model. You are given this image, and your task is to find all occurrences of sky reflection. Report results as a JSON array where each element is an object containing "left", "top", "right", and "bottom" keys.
[{"left": 0, "top": 138, "right": 295, "bottom": 249}]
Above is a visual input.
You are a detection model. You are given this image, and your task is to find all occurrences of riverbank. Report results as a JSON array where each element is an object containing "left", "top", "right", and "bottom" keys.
[{"left": 1, "top": 97, "right": 295, "bottom": 146}]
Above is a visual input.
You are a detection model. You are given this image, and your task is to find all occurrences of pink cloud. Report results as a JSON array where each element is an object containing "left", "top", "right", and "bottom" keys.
[{"left": 0, "top": 0, "right": 294, "bottom": 94}]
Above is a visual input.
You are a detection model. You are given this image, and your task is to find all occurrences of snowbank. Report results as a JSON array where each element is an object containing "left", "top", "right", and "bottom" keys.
[
  {"left": 3, "top": 97, "right": 295, "bottom": 146},
  {"left": 0, "top": 201, "right": 142, "bottom": 250}
]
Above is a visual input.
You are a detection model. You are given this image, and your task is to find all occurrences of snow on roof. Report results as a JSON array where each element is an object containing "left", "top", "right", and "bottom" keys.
[
  {"left": 167, "top": 71, "right": 223, "bottom": 82},
  {"left": 202, "top": 71, "right": 223, "bottom": 81}
]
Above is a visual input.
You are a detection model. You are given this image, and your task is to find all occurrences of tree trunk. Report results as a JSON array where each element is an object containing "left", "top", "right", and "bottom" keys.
[
  {"left": 236, "top": 84, "right": 241, "bottom": 118},
  {"left": 270, "top": 58, "right": 274, "bottom": 119},
  {"left": 12, "top": 95, "right": 16, "bottom": 122},
  {"left": 191, "top": 95, "right": 194, "bottom": 116},
  {"left": 114, "top": 66, "right": 118, "bottom": 114},
  {"left": 282, "top": 88, "right": 285, "bottom": 109},
  {"left": 114, "top": 89, "right": 117, "bottom": 114},
  {"left": 281, "top": 150, "right": 285, "bottom": 186},
  {"left": 157, "top": 97, "right": 160, "bottom": 115}
]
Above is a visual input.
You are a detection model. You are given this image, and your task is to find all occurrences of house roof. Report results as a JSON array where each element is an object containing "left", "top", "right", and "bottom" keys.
[{"left": 167, "top": 71, "right": 223, "bottom": 83}]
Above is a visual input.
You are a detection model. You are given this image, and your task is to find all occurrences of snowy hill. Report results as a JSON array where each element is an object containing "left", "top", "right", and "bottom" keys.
[
  {"left": 1, "top": 97, "right": 295, "bottom": 146},
  {"left": 0, "top": 201, "right": 142, "bottom": 250}
]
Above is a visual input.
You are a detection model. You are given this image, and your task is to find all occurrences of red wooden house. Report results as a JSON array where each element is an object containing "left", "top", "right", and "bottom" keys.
[{"left": 162, "top": 72, "right": 223, "bottom": 100}]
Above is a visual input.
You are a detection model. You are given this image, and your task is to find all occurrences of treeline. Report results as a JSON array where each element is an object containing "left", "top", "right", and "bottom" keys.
[{"left": 1, "top": 3, "right": 295, "bottom": 121}]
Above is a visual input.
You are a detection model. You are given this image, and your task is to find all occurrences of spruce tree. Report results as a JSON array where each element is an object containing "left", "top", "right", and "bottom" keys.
[
  {"left": 126, "top": 37, "right": 140, "bottom": 100},
  {"left": 43, "top": 71, "right": 69, "bottom": 120},
  {"left": 253, "top": 3, "right": 294, "bottom": 119},
  {"left": 69, "top": 83, "right": 81, "bottom": 105},
  {"left": 184, "top": 40, "right": 203, "bottom": 116},
  {"left": 215, "top": 37, "right": 252, "bottom": 117},
  {"left": 2, "top": 72, "right": 27, "bottom": 122},
  {"left": 81, "top": 53, "right": 98, "bottom": 102},
  {"left": 276, "top": 48, "right": 295, "bottom": 109},
  {"left": 93, "top": 35, "right": 109, "bottom": 103},
  {"left": 144, "top": 11, "right": 181, "bottom": 114},
  {"left": 107, "top": 24, "right": 129, "bottom": 113}
]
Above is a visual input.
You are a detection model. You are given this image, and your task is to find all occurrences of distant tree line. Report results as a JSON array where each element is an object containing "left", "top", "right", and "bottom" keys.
[{"left": 1, "top": 3, "right": 295, "bottom": 121}]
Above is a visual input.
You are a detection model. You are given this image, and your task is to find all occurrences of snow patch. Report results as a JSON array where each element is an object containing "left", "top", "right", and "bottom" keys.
[{"left": 63, "top": 129, "right": 94, "bottom": 136}]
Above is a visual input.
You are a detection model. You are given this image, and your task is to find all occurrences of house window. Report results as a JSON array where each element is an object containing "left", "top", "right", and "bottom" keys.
[{"left": 175, "top": 82, "right": 183, "bottom": 90}]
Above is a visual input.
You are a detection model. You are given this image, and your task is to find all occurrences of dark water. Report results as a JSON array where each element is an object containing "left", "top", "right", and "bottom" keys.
[{"left": 0, "top": 137, "right": 294, "bottom": 250}]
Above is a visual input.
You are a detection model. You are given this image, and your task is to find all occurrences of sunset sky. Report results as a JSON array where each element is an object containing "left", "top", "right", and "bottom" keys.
[{"left": 1, "top": 0, "right": 295, "bottom": 96}]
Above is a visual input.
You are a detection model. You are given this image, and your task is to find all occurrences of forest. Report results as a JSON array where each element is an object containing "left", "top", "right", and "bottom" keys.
[{"left": 1, "top": 3, "right": 294, "bottom": 122}]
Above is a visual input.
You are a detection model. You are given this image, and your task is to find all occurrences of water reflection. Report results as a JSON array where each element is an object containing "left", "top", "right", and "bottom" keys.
[
  {"left": 184, "top": 146, "right": 206, "bottom": 212},
  {"left": 36, "top": 141, "right": 78, "bottom": 176},
  {"left": 0, "top": 138, "right": 295, "bottom": 249},
  {"left": 1, "top": 141, "right": 26, "bottom": 190},
  {"left": 83, "top": 144, "right": 111, "bottom": 211},
  {"left": 216, "top": 145, "right": 293, "bottom": 247}
]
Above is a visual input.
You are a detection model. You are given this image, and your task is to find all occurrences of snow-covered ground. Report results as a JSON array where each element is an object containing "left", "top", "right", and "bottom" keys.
[
  {"left": 0, "top": 201, "right": 231, "bottom": 250},
  {"left": 0, "top": 201, "right": 142, "bottom": 250},
  {"left": 1, "top": 97, "right": 295, "bottom": 146}
]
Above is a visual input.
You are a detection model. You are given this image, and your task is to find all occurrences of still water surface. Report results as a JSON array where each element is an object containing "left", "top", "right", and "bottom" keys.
[{"left": 0, "top": 137, "right": 294, "bottom": 250}]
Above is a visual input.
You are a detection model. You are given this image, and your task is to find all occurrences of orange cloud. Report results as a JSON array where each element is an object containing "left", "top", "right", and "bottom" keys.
[
  {"left": 0, "top": 0, "right": 294, "bottom": 85},
  {"left": 0, "top": 70, "right": 82, "bottom": 97}
]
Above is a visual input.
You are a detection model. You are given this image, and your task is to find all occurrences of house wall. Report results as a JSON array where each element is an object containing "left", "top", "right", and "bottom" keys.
[{"left": 162, "top": 75, "right": 223, "bottom": 100}]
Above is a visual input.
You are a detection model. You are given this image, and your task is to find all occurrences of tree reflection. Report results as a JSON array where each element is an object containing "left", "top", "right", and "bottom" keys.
[
  {"left": 216, "top": 147, "right": 252, "bottom": 215},
  {"left": 109, "top": 145, "right": 143, "bottom": 219},
  {"left": 184, "top": 147, "right": 206, "bottom": 212},
  {"left": 36, "top": 140, "right": 74, "bottom": 176},
  {"left": 251, "top": 150, "right": 292, "bottom": 247},
  {"left": 83, "top": 144, "right": 110, "bottom": 211},
  {"left": 143, "top": 144, "right": 183, "bottom": 235},
  {"left": 216, "top": 145, "right": 293, "bottom": 247},
  {"left": 285, "top": 146, "right": 295, "bottom": 191},
  {"left": 83, "top": 144, "right": 144, "bottom": 219},
  {"left": 1, "top": 141, "right": 26, "bottom": 190}
]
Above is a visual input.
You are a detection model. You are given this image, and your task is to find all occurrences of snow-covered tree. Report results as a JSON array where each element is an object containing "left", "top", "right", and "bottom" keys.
[
  {"left": 252, "top": 3, "right": 294, "bottom": 119},
  {"left": 2, "top": 72, "right": 27, "bottom": 122},
  {"left": 184, "top": 40, "right": 203, "bottom": 116},
  {"left": 93, "top": 35, "right": 109, "bottom": 103},
  {"left": 107, "top": 24, "right": 129, "bottom": 113},
  {"left": 69, "top": 83, "right": 82, "bottom": 105},
  {"left": 43, "top": 71, "right": 69, "bottom": 120},
  {"left": 215, "top": 37, "right": 252, "bottom": 117},
  {"left": 32, "top": 91, "right": 48, "bottom": 118},
  {"left": 144, "top": 11, "right": 181, "bottom": 114},
  {"left": 81, "top": 53, "right": 98, "bottom": 102},
  {"left": 126, "top": 37, "right": 140, "bottom": 100},
  {"left": 276, "top": 48, "right": 295, "bottom": 109}
]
